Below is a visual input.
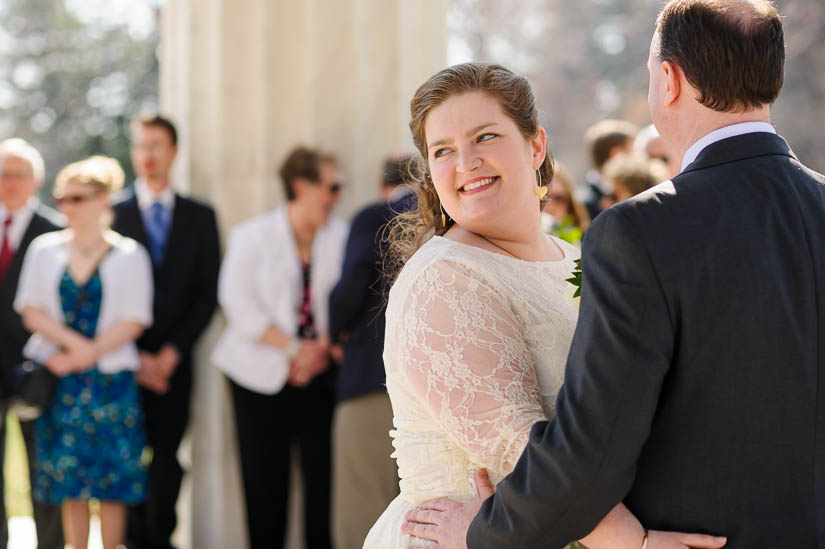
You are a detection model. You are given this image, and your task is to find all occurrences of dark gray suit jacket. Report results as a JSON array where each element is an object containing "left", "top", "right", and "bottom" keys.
[
  {"left": 469, "top": 132, "right": 825, "bottom": 548},
  {"left": 0, "top": 206, "right": 62, "bottom": 386},
  {"left": 111, "top": 188, "right": 220, "bottom": 360}
]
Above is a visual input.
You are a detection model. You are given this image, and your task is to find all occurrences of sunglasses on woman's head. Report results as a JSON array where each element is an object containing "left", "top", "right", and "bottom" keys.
[{"left": 54, "top": 191, "right": 102, "bottom": 206}]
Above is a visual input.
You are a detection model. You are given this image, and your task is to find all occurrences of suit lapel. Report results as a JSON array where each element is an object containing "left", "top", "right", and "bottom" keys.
[
  {"left": 0, "top": 213, "right": 51, "bottom": 293},
  {"left": 119, "top": 191, "right": 152, "bottom": 251},
  {"left": 17, "top": 214, "right": 46, "bottom": 256}
]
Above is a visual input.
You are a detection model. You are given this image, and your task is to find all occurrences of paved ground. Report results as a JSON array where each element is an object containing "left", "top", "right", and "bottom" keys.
[{"left": 8, "top": 515, "right": 103, "bottom": 549}]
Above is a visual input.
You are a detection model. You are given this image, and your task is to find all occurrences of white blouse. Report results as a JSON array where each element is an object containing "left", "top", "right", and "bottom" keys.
[
  {"left": 211, "top": 206, "right": 348, "bottom": 394},
  {"left": 14, "top": 230, "right": 154, "bottom": 374}
]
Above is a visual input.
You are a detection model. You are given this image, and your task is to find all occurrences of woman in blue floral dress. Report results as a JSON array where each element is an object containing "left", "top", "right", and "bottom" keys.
[{"left": 14, "top": 156, "right": 153, "bottom": 549}]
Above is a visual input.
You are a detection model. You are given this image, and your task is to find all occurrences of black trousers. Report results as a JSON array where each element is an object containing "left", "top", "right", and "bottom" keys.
[
  {"left": 0, "top": 410, "right": 64, "bottom": 549},
  {"left": 229, "top": 371, "right": 335, "bottom": 549},
  {"left": 127, "top": 362, "right": 192, "bottom": 549}
]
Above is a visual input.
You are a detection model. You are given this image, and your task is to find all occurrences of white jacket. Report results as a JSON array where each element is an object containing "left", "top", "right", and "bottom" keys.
[
  {"left": 14, "top": 230, "right": 153, "bottom": 373},
  {"left": 212, "top": 206, "right": 348, "bottom": 394}
]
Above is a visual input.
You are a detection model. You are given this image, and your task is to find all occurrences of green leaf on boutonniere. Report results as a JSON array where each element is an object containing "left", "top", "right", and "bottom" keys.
[{"left": 566, "top": 258, "right": 582, "bottom": 298}]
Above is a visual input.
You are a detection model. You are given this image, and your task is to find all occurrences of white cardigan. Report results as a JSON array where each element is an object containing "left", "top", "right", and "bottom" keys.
[
  {"left": 212, "top": 206, "right": 348, "bottom": 394},
  {"left": 14, "top": 230, "right": 154, "bottom": 374}
]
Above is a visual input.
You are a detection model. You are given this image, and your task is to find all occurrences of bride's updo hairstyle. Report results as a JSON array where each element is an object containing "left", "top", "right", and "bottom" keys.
[{"left": 385, "top": 62, "right": 553, "bottom": 280}]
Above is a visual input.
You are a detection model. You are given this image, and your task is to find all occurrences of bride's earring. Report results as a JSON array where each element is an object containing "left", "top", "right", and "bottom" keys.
[
  {"left": 440, "top": 202, "right": 448, "bottom": 227},
  {"left": 533, "top": 169, "right": 548, "bottom": 199}
]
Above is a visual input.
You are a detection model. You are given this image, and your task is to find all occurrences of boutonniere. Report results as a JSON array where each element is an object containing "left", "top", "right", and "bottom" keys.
[{"left": 566, "top": 258, "right": 582, "bottom": 298}]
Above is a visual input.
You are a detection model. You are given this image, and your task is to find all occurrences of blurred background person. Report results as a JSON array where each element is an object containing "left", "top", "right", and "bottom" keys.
[
  {"left": 0, "top": 138, "right": 64, "bottom": 549},
  {"left": 540, "top": 160, "right": 590, "bottom": 246},
  {"left": 577, "top": 119, "right": 638, "bottom": 220},
  {"left": 634, "top": 123, "right": 681, "bottom": 179},
  {"left": 212, "top": 146, "right": 347, "bottom": 549},
  {"left": 14, "top": 156, "right": 153, "bottom": 549},
  {"left": 112, "top": 115, "right": 220, "bottom": 549},
  {"left": 602, "top": 153, "right": 665, "bottom": 204},
  {"left": 327, "top": 154, "right": 416, "bottom": 549}
]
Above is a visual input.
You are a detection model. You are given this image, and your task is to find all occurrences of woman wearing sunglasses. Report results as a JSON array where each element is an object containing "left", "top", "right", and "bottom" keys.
[
  {"left": 212, "top": 145, "right": 347, "bottom": 548},
  {"left": 14, "top": 156, "right": 153, "bottom": 549},
  {"left": 540, "top": 160, "right": 590, "bottom": 246}
]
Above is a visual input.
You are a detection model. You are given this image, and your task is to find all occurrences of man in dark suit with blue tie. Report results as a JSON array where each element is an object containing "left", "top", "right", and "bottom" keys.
[
  {"left": 112, "top": 115, "right": 220, "bottom": 549},
  {"left": 0, "top": 138, "right": 64, "bottom": 549},
  {"left": 328, "top": 155, "right": 416, "bottom": 548}
]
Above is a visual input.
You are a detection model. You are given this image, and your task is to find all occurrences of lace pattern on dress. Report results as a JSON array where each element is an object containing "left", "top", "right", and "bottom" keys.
[{"left": 396, "top": 256, "right": 547, "bottom": 474}]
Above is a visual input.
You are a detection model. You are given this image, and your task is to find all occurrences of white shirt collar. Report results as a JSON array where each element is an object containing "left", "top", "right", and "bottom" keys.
[
  {"left": 0, "top": 197, "right": 38, "bottom": 251},
  {"left": 134, "top": 178, "right": 175, "bottom": 212},
  {"left": 680, "top": 122, "right": 776, "bottom": 172}
]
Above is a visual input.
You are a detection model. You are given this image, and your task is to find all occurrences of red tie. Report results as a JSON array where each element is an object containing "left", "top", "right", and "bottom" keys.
[{"left": 0, "top": 215, "right": 13, "bottom": 283}]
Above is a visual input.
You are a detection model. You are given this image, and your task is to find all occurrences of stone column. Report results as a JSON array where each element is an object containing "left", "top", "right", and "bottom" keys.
[{"left": 158, "top": 2, "right": 447, "bottom": 547}]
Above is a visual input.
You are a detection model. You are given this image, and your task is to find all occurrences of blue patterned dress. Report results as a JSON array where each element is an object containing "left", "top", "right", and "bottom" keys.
[{"left": 33, "top": 268, "right": 148, "bottom": 504}]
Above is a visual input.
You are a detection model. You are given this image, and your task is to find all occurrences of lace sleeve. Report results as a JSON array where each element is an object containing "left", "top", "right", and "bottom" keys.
[{"left": 398, "top": 257, "right": 546, "bottom": 476}]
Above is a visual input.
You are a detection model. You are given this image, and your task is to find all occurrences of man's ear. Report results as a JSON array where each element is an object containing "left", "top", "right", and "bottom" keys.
[{"left": 662, "top": 60, "right": 682, "bottom": 107}]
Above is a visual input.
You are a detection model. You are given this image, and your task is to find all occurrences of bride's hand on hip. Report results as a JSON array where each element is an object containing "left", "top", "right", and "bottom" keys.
[{"left": 647, "top": 530, "right": 727, "bottom": 548}]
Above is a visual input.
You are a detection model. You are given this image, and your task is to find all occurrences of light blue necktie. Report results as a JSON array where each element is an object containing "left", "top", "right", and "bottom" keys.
[{"left": 145, "top": 202, "right": 169, "bottom": 263}]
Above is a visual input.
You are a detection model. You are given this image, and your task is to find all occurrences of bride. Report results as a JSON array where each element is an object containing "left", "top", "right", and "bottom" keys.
[{"left": 364, "top": 63, "right": 724, "bottom": 549}]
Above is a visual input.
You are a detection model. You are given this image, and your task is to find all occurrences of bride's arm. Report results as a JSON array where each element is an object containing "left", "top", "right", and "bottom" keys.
[
  {"left": 579, "top": 504, "right": 644, "bottom": 547},
  {"left": 395, "top": 258, "right": 546, "bottom": 474},
  {"left": 579, "top": 503, "right": 726, "bottom": 548}
]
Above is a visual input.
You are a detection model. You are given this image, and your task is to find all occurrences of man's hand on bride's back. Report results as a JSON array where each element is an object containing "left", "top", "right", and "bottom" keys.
[{"left": 402, "top": 469, "right": 495, "bottom": 548}]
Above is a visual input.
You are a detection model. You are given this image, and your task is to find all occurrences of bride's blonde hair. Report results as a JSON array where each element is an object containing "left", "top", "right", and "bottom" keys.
[{"left": 384, "top": 63, "right": 554, "bottom": 283}]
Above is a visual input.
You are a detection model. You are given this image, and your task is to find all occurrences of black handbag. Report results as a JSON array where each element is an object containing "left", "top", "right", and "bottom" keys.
[
  {"left": 9, "top": 266, "right": 100, "bottom": 419},
  {"left": 9, "top": 359, "right": 59, "bottom": 420}
]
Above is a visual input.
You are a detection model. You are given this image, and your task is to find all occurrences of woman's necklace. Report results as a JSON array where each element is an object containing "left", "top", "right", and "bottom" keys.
[
  {"left": 76, "top": 244, "right": 97, "bottom": 258},
  {"left": 477, "top": 234, "right": 520, "bottom": 260},
  {"left": 478, "top": 232, "right": 561, "bottom": 262},
  {"left": 292, "top": 229, "right": 315, "bottom": 265},
  {"left": 71, "top": 236, "right": 106, "bottom": 258}
]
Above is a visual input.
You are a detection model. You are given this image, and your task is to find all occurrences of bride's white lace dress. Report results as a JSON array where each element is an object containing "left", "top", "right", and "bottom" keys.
[{"left": 364, "top": 235, "right": 580, "bottom": 548}]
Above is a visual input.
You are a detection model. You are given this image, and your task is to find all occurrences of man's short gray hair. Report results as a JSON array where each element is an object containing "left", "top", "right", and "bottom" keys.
[{"left": 0, "top": 138, "right": 45, "bottom": 184}]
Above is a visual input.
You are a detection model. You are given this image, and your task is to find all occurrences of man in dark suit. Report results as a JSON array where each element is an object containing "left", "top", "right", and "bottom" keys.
[
  {"left": 328, "top": 155, "right": 415, "bottom": 549},
  {"left": 404, "top": 1, "right": 825, "bottom": 547},
  {"left": 113, "top": 115, "right": 220, "bottom": 549},
  {"left": 0, "top": 138, "right": 64, "bottom": 549}
]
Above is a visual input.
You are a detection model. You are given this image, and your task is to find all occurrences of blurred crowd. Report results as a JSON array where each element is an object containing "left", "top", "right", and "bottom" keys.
[
  {"left": 0, "top": 112, "right": 676, "bottom": 549},
  {"left": 543, "top": 118, "right": 679, "bottom": 248}
]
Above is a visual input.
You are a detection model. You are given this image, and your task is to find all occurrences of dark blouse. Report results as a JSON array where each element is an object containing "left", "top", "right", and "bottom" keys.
[{"left": 297, "top": 263, "right": 317, "bottom": 340}]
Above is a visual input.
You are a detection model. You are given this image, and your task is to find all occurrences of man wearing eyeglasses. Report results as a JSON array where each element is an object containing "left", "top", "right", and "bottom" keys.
[
  {"left": 0, "top": 138, "right": 64, "bottom": 549},
  {"left": 112, "top": 115, "right": 220, "bottom": 549}
]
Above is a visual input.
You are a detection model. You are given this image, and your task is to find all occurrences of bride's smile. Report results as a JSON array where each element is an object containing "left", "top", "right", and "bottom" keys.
[{"left": 458, "top": 175, "right": 498, "bottom": 194}]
